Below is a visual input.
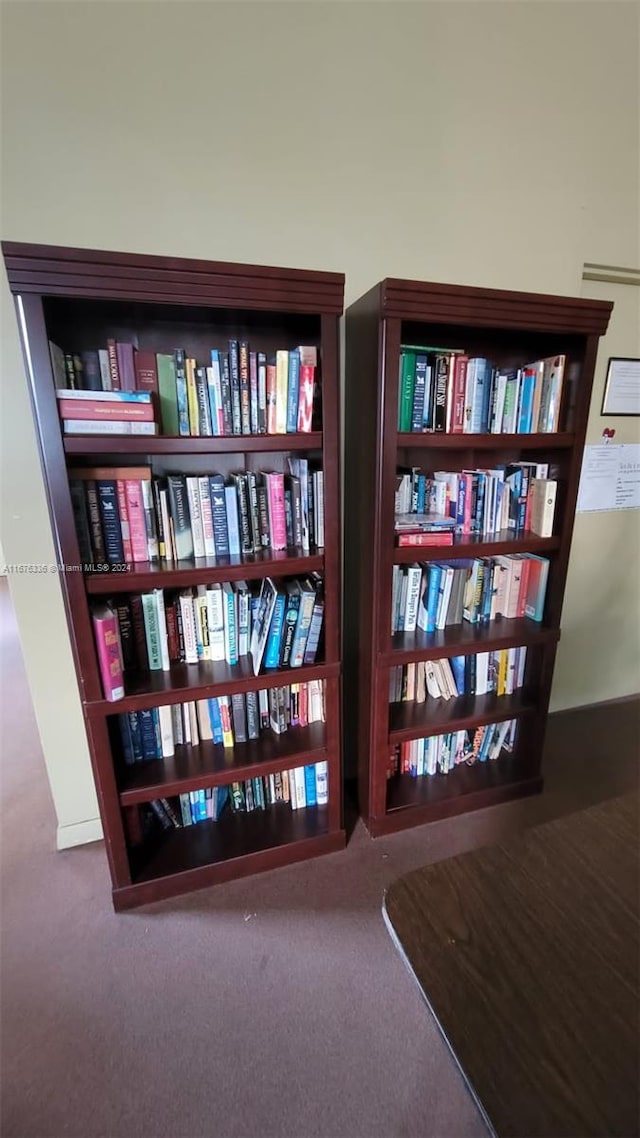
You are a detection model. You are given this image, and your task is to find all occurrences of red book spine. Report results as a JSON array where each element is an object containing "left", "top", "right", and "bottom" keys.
[
  {"left": 166, "top": 603, "right": 180, "bottom": 662},
  {"left": 462, "top": 472, "right": 474, "bottom": 535},
  {"left": 133, "top": 350, "right": 159, "bottom": 395},
  {"left": 397, "top": 532, "right": 454, "bottom": 547},
  {"left": 115, "top": 481, "right": 133, "bottom": 563},
  {"left": 517, "top": 558, "right": 533, "bottom": 617},
  {"left": 299, "top": 682, "right": 308, "bottom": 728},
  {"left": 266, "top": 473, "right": 287, "bottom": 550},
  {"left": 124, "top": 480, "right": 148, "bottom": 562},
  {"left": 58, "top": 399, "right": 155, "bottom": 421},
  {"left": 93, "top": 608, "right": 124, "bottom": 701},
  {"left": 451, "top": 356, "right": 468, "bottom": 434},
  {"left": 297, "top": 365, "right": 315, "bottom": 432},
  {"left": 107, "top": 340, "right": 121, "bottom": 390}
]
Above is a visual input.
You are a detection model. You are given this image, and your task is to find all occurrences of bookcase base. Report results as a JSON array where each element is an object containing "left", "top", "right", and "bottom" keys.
[
  {"left": 365, "top": 776, "right": 543, "bottom": 838},
  {"left": 111, "top": 828, "right": 346, "bottom": 911}
]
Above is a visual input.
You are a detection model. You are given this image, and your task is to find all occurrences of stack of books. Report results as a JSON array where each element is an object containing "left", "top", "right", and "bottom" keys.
[
  {"left": 51, "top": 339, "right": 320, "bottom": 436},
  {"left": 397, "top": 344, "right": 566, "bottom": 434},
  {"left": 389, "top": 720, "right": 518, "bottom": 779},
  {"left": 70, "top": 460, "right": 324, "bottom": 568},
  {"left": 57, "top": 389, "right": 158, "bottom": 436},
  {"left": 395, "top": 463, "right": 558, "bottom": 540},
  {"left": 392, "top": 554, "right": 549, "bottom": 633},
  {"left": 141, "top": 760, "right": 329, "bottom": 835},
  {"left": 389, "top": 647, "right": 527, "bottom": 703},
  {"left": 116, "top": 681, "right": 325, "bottom": 763},
  {"left": 93, "top": 573, "right": 325, "bottom": 699}
]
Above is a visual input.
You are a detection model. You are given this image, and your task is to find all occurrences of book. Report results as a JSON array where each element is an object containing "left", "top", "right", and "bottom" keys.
[
  {"left": 92, "top": 605, "right": 124, "bottom": 701},
  {"left": 529, "top": 479, "right": 557, "bottom": 537},
  {"left": 62, "top": 420, "right": 158, "bottom": 435}
]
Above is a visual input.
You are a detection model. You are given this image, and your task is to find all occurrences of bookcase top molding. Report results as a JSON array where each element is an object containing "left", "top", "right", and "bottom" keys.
[
  {"left": 376, "top": 277, "right": 612, "bottom": 336},
  {"left": 2, "top": 242, "right": 345, "bottom": 316}
]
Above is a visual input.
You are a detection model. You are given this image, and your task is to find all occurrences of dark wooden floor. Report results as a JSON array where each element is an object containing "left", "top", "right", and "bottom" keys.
[{"left": 384, "top": 786, "right": 640, "bottom": 1138}]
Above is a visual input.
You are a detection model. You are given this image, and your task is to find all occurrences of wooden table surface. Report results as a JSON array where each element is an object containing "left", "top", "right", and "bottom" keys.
[{"left": 383, "top": 793, "right": 639, "bottom": 1138}]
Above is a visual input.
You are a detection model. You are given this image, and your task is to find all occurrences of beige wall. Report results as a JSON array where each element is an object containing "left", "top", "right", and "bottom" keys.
[{"left": 1, "top": 1, "right": 638, "bottom": 844}]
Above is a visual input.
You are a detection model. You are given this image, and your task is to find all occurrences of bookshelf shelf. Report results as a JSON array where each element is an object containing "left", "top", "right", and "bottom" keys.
[
  {"left": 392, "top": 532, "right": 560, "bottom": 563},
  {"left": 85, "top": 549, "right": 325, "bottom": 593},
  {"left": 4, "top": 241, "right": 345, "bottom": 909},
  {"left": 118, "top": 722, "right": 328, "bottom": 805},
  {"left": 387, "top": 618, "right": 559, "bottom": 664},
  {"left": 388, "top": 689, "right": 535, "bottom": 743},
  {"left": 64, "top": 432, "right": 323, "bottom": 456},
  {"left": 89, "top": 660, "right": 340, "bottom": 715},
  {"left": 345, "top": 276, "right": 612, "bottom": 837},
  {"left": 396, "top": 431, "right": 575, "bottom": 450}
]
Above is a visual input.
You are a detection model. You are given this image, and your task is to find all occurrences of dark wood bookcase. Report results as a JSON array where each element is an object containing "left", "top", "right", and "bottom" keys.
[
  {"left": 3, "top": 242, "right": 346, "bottom": 908},
  {"left": 344, "top": 278, "right": 612, "bottom": 837}
]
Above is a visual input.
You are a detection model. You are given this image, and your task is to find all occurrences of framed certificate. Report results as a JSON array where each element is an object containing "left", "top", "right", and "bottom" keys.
[{"left": 601, "top": 357, "right": 640, "bottom": 416}]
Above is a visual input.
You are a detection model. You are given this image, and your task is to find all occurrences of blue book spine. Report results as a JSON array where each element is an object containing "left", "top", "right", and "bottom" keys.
[
  {"left": 207, "top": 350, "right": 219, "bottom": 434},
  {"left": 304, "top": 765, "right": 317, "bottom": 806},
  {"left": 286, "top": 350, "right": 301, "bottom": 433},
  {"left": 517, "top": 371, "right": 536, "bottom": 433},
  {"left": 174, "top": 349, "right": 190, "bottom": 436},
  {"left": 137, "top": 709, "right": 158, "bottom": 761},
  {"left": 118, "top": 715, "right": 135, "bottom": 765},
  {"left": 97, "top": 481, "right": 124, "bottom": 564},
  {"left": 224, "top": 485, "right": 241, "bottom": 556},
  {"left": 411, "top": 355, "right": 427, "bottom": 432},
  {"left": 151, "top": 708, "right": 163, "bottom": 758},
  {"left": 481, "top": 563, "right": 494, "bottom": 624},
  {"left": 208, "top": 698, "right": 223, "bottom": 745},
  {"left": 450, "top": 656, "right": 466, "bottom": 695},
  {"left": 197, "top": 789, "right": 207, "bottom": 822},
  {"left": 480, "top": 361, "right": 493, "bottom": 431},
  {"left": 208, "top": 475, "right": 229, "bottom": 556},
  {"left": 474, "top": 474, "right": 486, "bottom": 534},
  {"left": 213, "top": 785, "right": 229, "bottom": 820},
  {"left": 224, "top": 587, "right": 238, "bottom": 665},
  {"left": 264, "top": 594, "right": 286, "bottom": 668},
  {"left": 456, "top": 476, "right": 466, "bottom": 528},
  {"left": 425, "top": 565, "right": 441, "bottom": 634},
  {"left": 127, "top": 712, "right": 143, "bottom": 762},
  {"left": 421, "top": 363, "right": 433, "bottom": 429},
  {"left": 416, "top": 474, "right": 426, "bottom": 514}
]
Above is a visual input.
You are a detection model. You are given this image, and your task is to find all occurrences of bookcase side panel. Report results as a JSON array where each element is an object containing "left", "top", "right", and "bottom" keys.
[{"left": 320, "top": 313, "right": 341, "bottom": 667}]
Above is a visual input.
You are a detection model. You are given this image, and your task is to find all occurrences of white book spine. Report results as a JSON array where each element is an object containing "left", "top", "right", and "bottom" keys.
[
  {"left": 179, "top": 593, "right": 199, "bottom": 664},
  {"left": 158, "top": 704, "right": 175, "bottom": 757},
  {"left": 62, "top": 419, "right": 157, "bottom": 435},
  {"left": 294, "top": 766, "right": 306, "bottom": 809},
  {"left": 171, "top": 704, "right": 183, "bottom": 746},
  {"left": 289, "top": 768, "right": 299, "bottom": 809},
  {"left": 236, "top": 586, "right": 250, "bottom": 658},
  {"left": 403, "top": 565, "right": 422, "bottom": 633},
  {"left": 186, "top": 477, "right": 206, "bottom": 558},
  {"left": 206, "top": 585, "right": 225, "bottom": 662},
  {"left": 196, "top": 699, "right": 213, "bottom": 741},
  {"left": 153, "top": 589, "right": 171, "bottom": 672},
  {"left": 98, "top": 349, "right": 111, "bottom": 391},
  {"left": 182, "top": 702, "right": 192, "bottom": 745},
  {"left": 476, "top": 652, "right": 489, "bottom": 696},
  {"left": 198, "top": 476, "right": 216, "bottom": 557},
  {"left": 159, "top": 489, "right": 174, "bottom": 561},
  {"left": 315, "top": 760, "right": 329, "bottom": 805}
]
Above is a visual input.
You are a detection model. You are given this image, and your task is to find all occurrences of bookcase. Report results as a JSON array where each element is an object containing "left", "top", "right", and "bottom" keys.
[
  {"left": 344, "top": 278, "right": 612, "bottom": 836},
  {"left": 3, "top": 242, "right": 346, "bottom": 909}
]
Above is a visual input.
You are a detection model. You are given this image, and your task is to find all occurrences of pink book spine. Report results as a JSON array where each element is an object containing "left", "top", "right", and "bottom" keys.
[
  {"left": 115, "top": 481, "right": 133, "bottom": 563},
  {"left": 297, "top": 365, "right": 315, "bottom": 432},
  {"left": 267, "top": 474, "right": 287, "bottom": 550},
  {"left": 299, "top": 683, "right": 308, "bottom": 728},
  {"left": 451, "top": 357, "right": 468, "bottom": 434},
  {"left": 93, "top": 608, "right": 124, "bottom": 701},
  {"left": 517, "top": 559, "right": 532, "bottom": 617},
  {"left": 124, "top": 480, "right": 148, "bottom": 562}
]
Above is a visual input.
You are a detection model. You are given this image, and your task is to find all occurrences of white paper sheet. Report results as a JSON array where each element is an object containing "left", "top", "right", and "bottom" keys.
[
  {"left": 576, "top": 444, "right": 640, "bottom": 512},
  {"left": 602, "top": 359, "right": 640, "bottom": 415}
]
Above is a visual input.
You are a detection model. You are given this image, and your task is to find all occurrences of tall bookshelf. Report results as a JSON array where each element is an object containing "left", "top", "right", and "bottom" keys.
[
  {"left": 3, "top": 242, "right": 346, "bottom": 908},
  {"left": 344, "top": 278, "right": 612, "bottom": 836}
]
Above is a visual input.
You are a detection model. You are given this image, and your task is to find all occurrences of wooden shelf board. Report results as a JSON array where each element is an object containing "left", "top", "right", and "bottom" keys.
[
  {"left": 64, "top": 433, "right": 323, "bottom": 456},
  {"left": 126, "top": 801, "right": 335, "bottom": 887},
  {"left": 393, "top": 531, "right": 560, "bottom": 563},
  {"left": 396, "top": 432, "right": 574, "bottom": 450},
  {"left": 369, "top": 768, "right": 543, "bottom": 836},
  {"left": 388, "top": 689, "right": 536, "bottom": 742},
  {"left": 385, "top": 618, "right": 559, "bottom": 664},
  {"left": 119, "top": 722, "right": 328, "bottom": 804},
  {"left": 113, "top": 824, "right": 345, "bottom": 909},
  {"left": 88, "top": 659, "right": 340, "bottom": 715},
  {"left": 86, "top": 550, "right": 325, "bottom": 593}
]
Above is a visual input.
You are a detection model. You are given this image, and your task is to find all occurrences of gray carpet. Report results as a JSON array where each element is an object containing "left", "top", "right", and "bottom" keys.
[{"left": 1, "top": 576, "right": 637, "bottom": 1138}]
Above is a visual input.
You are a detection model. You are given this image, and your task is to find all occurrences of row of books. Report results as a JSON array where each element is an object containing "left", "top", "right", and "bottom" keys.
[
  {"left": 116, "top": 681, "right": 325, "bottom": 763},
  {"left": 94, "top": 572, "right": 324, "bottom": 698},
  {"left": 142, "top": 762, "right": 329, "bottom": 836},
  {"left": 51, "top": 339, "right": 320, "bottom": 436},
  {"left": 395, "top": 463, "right": 557, "bottom": 541},
  {"left": 392, "top": 554, "right": 549, "bottom": 633},
  {"left": 389, "top": 647, "right": 527, "bottom": 703},
  {"left": 397, "top": 344, "right": 566, "bottom": 435},
  {"left": 389, "top": 720, "right": 519, "bottom": 778},
  {"left": 70, "top": 461, "right": 324, "bottom": 569}
]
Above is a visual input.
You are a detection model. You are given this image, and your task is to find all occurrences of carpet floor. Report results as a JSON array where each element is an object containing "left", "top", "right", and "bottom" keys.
[{"left": 1, "top": 577, "right": 638, "bottom": 1138}]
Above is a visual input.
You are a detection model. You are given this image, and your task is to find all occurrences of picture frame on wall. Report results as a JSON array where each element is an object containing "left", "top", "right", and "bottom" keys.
[{"left": 600, "top": 357, "right": 640, "bottom": 416}]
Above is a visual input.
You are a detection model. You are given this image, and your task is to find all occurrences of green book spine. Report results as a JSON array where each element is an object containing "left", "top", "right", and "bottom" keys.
[
  {"left": 141, "top": 593, "right": 163, "bottom": 670},
  {"left": 398, "top": 352, "right": 416, "bottom": 431},
  {"left": 156, "top": 353, "right": 179, "bottom": 436}
]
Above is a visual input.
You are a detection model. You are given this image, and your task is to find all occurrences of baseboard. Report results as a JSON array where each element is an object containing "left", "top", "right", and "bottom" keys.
[{"left": 57, "top": 817, "right": 104, "bottom": 850}]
